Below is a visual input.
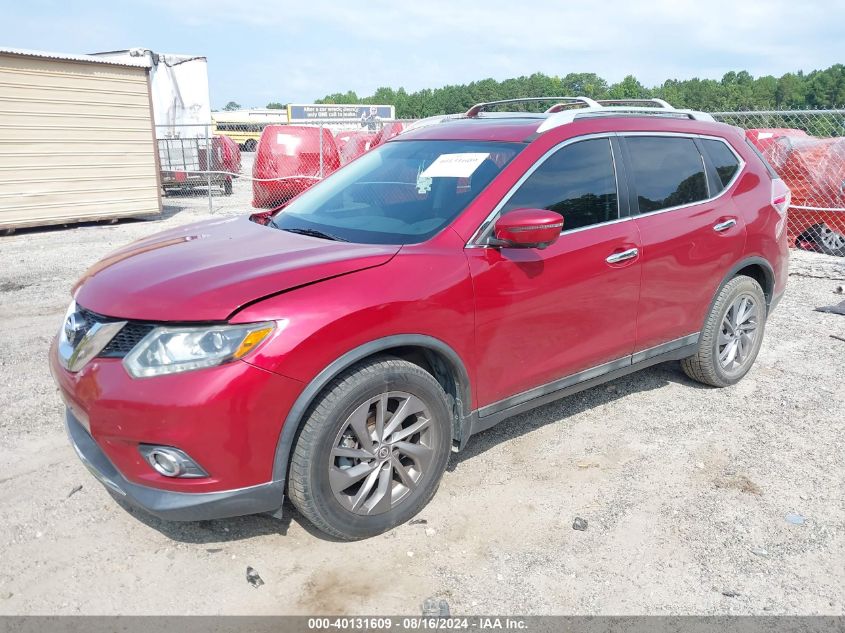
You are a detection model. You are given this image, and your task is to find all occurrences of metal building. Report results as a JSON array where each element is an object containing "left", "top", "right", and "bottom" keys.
[{"left": 0, "top": 47, "right": 161, "bottom": 231}]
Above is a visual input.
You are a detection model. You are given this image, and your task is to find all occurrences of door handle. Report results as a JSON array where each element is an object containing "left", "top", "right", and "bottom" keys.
[
  {"left": 606, "top": 247, "right": 639, "bottom": 264},
  {"left": 713, "top": 218, "right": 737, "bottom": 232}
]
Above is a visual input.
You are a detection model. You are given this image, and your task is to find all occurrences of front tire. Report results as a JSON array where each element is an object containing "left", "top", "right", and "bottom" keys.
[
  {"left": 287, "top": 358, "right": 453, "bottom": 540},
  {"left": 681, "top": 275, "right": 767, "bottom": 387}
]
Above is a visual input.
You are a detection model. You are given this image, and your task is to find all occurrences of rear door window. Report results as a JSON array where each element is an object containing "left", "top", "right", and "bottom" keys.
[
  {"left": 701, "top": 139, "right": 741, "bottom": 191},
  {"left": 626, "top": 136, "right": 708, "bottom": 213}
]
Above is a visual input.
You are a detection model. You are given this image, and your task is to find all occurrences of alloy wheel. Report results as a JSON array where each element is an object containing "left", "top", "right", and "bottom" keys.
[
  {"left": 329, "top": 391, "right": 437, "bottom": 515},
  {"left": 817, "top": 225, "right": 845, "bottom": 253},
  {"left": 718, "top": 294, "right": 760, "bottom": 371}
]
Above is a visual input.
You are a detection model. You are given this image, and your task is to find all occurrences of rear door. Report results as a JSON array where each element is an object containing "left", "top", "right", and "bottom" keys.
[{"left": 623, "top": 134, "right": 747, "bottom": 355}]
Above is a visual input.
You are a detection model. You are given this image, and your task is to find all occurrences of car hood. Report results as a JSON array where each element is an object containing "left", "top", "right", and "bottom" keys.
[{"left": 74, "top": 216, "right": 400, "bottom": 321}]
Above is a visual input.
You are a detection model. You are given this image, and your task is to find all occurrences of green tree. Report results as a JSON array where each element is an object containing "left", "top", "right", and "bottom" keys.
[
  {"left": 316, "top": 90, "right": 360, "bottom": 104},
  {"left": 805, "top": 64, "right": 845, "bottom": 107},
  {"left": 315, "top": 65, "right": 845, "bottom": 116},
  {"left": 751, "top": 75, "right": 778, "bottom": 109},
  {"left": 560, "top": 72, "right": 608, "bottom": 98},
  {"left": 222, "top": 101, "right": 241, "bottom": 111},
  {"left": 266, "top": 102, "right": 286, "bottom": 109},
  {"left": 776, "top": 72, "right": 806, "bottom": 108},
  {"left": 654, "top": 79, "right": 687, "bottom": 107},
  {"left": 607, "top": 75, "right": 650, "bottom": 99}
]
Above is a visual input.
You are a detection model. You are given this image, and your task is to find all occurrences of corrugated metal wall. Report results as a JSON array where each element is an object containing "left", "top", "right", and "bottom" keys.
[{"left": 0, "top": 53, "right": 161, "bottom": 230}]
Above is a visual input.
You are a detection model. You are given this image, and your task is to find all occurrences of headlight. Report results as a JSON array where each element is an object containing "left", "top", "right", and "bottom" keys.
[{"left": 123, "top": 322, "right": 275, "bottom": 378}]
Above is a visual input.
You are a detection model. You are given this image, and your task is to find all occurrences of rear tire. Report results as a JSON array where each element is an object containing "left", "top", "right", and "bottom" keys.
[
  {"left": 287, "top": 358, "right": 453, "bottom": 540},
  {"left": 244, "top": 139, "right": 257, "bottom": 152},
  {"left": 681, "top": 275, "right": 767, "bottom": 387}
]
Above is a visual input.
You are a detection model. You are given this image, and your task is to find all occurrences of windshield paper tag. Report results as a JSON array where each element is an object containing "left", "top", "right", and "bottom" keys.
[{"left": 420, "top": 153, "right": 490, "bottom": 178}]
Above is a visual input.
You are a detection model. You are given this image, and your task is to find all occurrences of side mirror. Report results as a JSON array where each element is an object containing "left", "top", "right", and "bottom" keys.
[{"left": 493, "top": 209, "right": 563, "bottom": 249}]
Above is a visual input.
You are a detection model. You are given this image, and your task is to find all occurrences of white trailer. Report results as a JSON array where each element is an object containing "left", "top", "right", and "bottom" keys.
[{"left": 91, "top": 48, "right": 211, "bottom": 138}]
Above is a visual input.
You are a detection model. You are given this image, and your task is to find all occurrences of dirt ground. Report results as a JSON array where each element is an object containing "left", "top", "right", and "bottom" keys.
[{"left": 0, "top": 168, "right": 843, "bottom": 615}]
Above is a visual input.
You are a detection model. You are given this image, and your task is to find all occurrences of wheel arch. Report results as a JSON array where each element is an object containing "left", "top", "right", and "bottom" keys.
[
  {"left": 704, "top": 256, "right": 775, "bottom": 328},
  {"left": 732, "top": 258, "right": 775, "bottom": 306},
  {"left": 270, "top": 335, "right": 473, "bottom": 485}
]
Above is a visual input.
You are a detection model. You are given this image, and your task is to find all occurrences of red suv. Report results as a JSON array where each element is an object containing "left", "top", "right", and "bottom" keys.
[{"left": 51, "top": 98, "right": 789, "bottom": 540}]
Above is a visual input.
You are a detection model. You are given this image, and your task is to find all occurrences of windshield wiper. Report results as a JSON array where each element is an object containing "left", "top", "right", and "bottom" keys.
[{"left": 281, "top": 227, "right": 349, "bottom": 242}]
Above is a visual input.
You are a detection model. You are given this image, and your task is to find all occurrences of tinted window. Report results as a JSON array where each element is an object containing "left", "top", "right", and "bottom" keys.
[
  {"left": 702, "top": 139, "right": 741, "bottom": 191},
  {"left": 627, "top": 137, "right": 708, "bottom": 213},
  {"left": 271, "top": 140, "right": 522, "bottom": 244},
  {"left": 501, "top": 138, "right": 618, "bottom": 231}
]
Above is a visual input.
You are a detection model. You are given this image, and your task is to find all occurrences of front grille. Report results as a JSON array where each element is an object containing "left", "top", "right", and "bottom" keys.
[
  {"left": 76, "top": 305, "right": 155, "bottom": 359},
  {"left": 100, "top": 322, "right": 155, "bottom": 357},
  {"left": 75, "top": 306, "right": 100, "bottom": 334}
]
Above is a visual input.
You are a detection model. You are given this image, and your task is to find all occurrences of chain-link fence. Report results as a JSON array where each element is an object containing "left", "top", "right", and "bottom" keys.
[
  {"left": 155, "top": 119, "right": 416, "bottom": 214},
  {"left": 156, "top": 109, "right": 845, "bottom": 257},
  {"left": 713, "top": 110, "right": 845, "bottom": 256}
]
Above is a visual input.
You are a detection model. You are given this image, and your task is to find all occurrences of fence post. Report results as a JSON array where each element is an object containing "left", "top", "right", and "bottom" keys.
[
  {"left": 205, "top": 123, "right": 213, "bottom": 214},
  {"left": 319, "top": 123, "right": 324, "bottom": 179}
]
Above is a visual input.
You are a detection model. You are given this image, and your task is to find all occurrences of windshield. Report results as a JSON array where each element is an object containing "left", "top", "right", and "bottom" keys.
[{"left": 270, "top": 140, "right": 524, "bottom": 244}]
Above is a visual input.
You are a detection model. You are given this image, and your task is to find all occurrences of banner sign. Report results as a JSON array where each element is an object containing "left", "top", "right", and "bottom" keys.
[{"left": 287, "top": 104, "right": 395, "bottom": 122}]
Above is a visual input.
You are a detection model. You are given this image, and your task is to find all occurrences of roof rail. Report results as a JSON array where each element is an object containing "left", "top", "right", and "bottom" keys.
[
  {"left": 465, "top": 96, "right": 600, "bottom": 117},
  {"left": 595, "top": 98, "right": 674, "bottom": 109},
  {"left": 543, "top": 98, "right": 674, "bottom": 113},
  {"left": 536, "top": 106, "right": 714, "bottom": 133},
  {"left": 412, "top": 96, "right": 714, "bottom": 134},
  {"left": 400, "top": 113, "right": 463, "bottom": 134}
]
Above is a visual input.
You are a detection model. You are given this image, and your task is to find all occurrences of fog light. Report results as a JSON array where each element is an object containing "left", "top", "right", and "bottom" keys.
[
  {"left": 138, "top": 445, "right": 208, "bottom": 478},
  {"left": 151, "top": 451, "right": 182, "bottom": 476}
]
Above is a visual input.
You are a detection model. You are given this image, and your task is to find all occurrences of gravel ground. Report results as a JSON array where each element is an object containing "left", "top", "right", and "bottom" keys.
[{"left": 0, "top": 169, "right": 843, "bottom": 615}]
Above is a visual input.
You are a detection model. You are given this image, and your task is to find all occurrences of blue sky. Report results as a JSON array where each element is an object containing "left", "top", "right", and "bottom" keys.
[{"left": 2, "top": 0, "right": 843, "bottom": 109}]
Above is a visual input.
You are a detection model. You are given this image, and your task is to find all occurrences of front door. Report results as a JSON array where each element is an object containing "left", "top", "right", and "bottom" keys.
[{"left": 466, "top": 136, "right": 642, "bottom": 409}]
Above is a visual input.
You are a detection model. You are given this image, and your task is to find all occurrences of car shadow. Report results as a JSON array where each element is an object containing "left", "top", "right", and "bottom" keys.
[
  {"left": 122, "top": 360, "right": 710, "bottom": 545},
  {"left": 447, "top": 360, "right": 710, "bottom": 471},
  {"left": 112, "top": 494, "right": 300, "bottom": 544},
  {"left": 116, "top": 494, "right": 360, "bottom": 544}
]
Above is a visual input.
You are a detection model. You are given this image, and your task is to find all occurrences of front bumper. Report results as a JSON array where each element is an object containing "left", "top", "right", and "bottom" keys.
[
  {"left": 65, "top": 409, "right": 284, "bottom": 521},
  {"left": 49, "top": 335, "right": 304, "bottom": 494}
]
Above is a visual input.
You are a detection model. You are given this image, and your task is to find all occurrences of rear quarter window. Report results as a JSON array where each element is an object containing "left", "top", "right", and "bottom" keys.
[
  {"left": 626, "top": 136, "right": 708, "bottom": 213},
  {"left": 701, "top": 139, "right": 741, "bottom": 192}
]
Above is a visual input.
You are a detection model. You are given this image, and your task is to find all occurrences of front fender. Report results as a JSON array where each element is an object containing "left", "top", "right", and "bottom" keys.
[{"left": 230, "top": 236, "right": 477, "bottom": 486}]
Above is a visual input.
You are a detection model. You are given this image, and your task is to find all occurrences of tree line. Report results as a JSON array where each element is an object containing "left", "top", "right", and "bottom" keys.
[{"left": 312, "top": 66, "right": 845, "bottom": 118}]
